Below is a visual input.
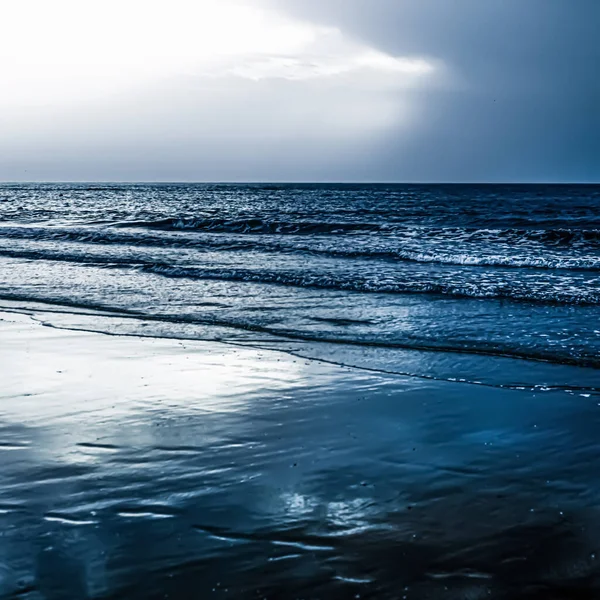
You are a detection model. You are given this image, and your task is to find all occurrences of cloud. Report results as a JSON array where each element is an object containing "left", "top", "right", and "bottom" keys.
[
  {"left": 204, "top": 24, "right": 436, "bottom": 84},
  {"left": 221, "top": 49, "right": 433, "bottom": 83},
  {"left": 0, "top": 0, "right": 443, "bottom": 181},
  {"left": 0, "top": 0, "right": 436, "bottom": 109}
]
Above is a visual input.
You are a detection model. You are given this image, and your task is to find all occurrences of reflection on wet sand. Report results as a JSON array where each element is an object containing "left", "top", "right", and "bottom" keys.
[{"left": 1, "top": 311, "right": 600, "bottom": 598}]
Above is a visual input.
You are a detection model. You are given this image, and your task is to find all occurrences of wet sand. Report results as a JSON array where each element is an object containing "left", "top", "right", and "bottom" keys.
[{"left": 1, "top": 310, "right": 600, "bottom": 599}]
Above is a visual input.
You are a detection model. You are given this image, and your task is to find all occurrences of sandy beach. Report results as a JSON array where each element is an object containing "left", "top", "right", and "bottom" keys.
[{"left": 2, "top": 307, "right": 600, "bottom": 598}]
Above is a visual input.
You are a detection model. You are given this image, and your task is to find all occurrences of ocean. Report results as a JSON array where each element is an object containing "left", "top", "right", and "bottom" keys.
[
  {"left": 1, "top": 183, "right": 600, "bottom": 598},
  {"left": 1, "top": 183, "right": 599, "bottom": 389}
]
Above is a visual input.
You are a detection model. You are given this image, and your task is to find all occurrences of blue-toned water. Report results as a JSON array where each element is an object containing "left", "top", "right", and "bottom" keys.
[
  {"left": 0, "top": 183, "right": 599, "bottom": 384},
  {"left": 1, "top": 183, "right": 600, "bottom": 599}
]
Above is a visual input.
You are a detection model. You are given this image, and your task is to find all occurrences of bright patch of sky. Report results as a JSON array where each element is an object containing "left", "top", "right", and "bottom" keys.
[{"left": 0, "top": 0, "right": 435, "bottom": 108}]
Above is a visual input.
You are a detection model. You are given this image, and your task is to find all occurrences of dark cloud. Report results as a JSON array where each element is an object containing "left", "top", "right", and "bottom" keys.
[{"left": 266, "top": 0, "right": 600, "bottom": 182}]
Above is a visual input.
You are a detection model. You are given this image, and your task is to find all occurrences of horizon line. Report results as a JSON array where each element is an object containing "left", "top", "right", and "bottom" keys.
[{"left": 1, "top": 180, "right": 598, "bottom": 186}]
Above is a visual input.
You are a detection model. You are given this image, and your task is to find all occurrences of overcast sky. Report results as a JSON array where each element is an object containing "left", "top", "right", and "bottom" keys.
[{"left": 0, "top": 0, "right": 597, "bottom": 182}]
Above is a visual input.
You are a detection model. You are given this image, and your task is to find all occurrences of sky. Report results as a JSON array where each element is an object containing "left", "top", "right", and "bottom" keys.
[{"left": 0, "top": 0, "right": 597, "bottom": 182}]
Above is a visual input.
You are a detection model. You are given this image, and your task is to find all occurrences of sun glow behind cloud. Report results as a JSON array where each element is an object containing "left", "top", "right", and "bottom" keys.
[
  {"left": 0, "top": 0, "right": 435, "bottom": 107},
  {"left": 0, "top": 0, "right": 442, "bottom": 180}
]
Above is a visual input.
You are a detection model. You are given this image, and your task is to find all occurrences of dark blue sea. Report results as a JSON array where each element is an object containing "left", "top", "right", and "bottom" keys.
[
  {"left": 1, "top": 183, "right": 600, "bottom": 598},
  {"left": 1, "top": 183, "right": 599, "bottom": 384}
]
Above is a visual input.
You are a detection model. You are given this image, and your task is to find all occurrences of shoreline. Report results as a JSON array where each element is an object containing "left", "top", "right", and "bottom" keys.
[{"left": 1, "top": 297, "right": 598, "bottom": 398}]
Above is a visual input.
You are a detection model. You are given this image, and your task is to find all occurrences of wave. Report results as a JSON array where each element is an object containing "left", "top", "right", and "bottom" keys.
[
  {"left": 115, "top": 217, "right": 384, "bottom": 235},
  {"left": 114, "top": 217, "right": 600, "bottom": 246},
  {"left": 405, "top": 227, "right": 600, "bottom": 248},
  {"left": 470, "top": 228, "right": 600, "bottom": 248},
  {"left": 329, "top": 249, "right": 600, "bottom": 271},
  {"left": 0, "top": 245, "right": 598, "bottom": 305},
  {"left": 141, "top": 263, "right": 600, "bottom": 305},
  {"left": 1, "top": 225, "right": 599, "bottom": 271}
]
